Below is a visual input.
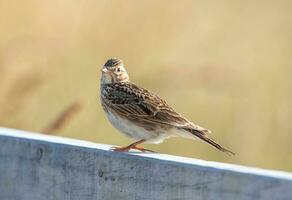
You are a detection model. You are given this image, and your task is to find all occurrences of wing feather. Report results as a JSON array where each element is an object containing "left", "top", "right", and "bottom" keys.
[{"left": 102, "top": 82, "right": 191, "bottom": 127}]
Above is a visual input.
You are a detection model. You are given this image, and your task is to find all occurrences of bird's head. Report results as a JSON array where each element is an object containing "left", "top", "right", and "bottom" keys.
[{"left": 100, "top": 58, "right": 129, "bottom": 84}]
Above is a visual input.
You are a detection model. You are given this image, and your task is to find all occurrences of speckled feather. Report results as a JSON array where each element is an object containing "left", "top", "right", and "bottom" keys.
[{"left": 101, "top": 82, "right": 195, "bottom": 128}]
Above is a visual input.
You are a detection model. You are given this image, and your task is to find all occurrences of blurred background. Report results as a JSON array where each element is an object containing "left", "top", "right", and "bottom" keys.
[{"left": 0, "top": 0, "right": 291, "bottom": 171}]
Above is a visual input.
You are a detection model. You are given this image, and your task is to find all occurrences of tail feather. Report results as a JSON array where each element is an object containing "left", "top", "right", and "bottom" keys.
[{"left": 183, "top": 127, "right": 235, "bottom": 156}]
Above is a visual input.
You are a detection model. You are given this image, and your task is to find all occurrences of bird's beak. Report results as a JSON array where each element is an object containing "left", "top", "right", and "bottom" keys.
[{"left": 101, "top": 68, "right": 108, "bottom": 73}]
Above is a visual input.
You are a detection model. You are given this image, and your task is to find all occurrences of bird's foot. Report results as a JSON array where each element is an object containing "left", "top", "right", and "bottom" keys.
[
  {"left": 110, "top": 146, "right": 132, "bottom": 152},
  {"left": 110, "top": 139, "right": 156, "bottom": 153},
  {"left": 110, "top": 145, "right": 156, "bottom": 153}
]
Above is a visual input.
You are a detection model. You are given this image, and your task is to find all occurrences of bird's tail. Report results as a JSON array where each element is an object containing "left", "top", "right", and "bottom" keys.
[{"left": 182, "top": 127, "right": 235, "bottom": 156}]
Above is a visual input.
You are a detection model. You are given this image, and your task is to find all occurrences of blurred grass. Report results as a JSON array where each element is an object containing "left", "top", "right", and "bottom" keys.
[{"left": 0, "top": 0, "right": 292, "bottom": 171}]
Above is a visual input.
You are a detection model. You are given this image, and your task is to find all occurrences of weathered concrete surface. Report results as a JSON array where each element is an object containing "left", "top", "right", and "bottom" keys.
[{"left": 0, "top": 127, "right": 292, "bottom": 200}]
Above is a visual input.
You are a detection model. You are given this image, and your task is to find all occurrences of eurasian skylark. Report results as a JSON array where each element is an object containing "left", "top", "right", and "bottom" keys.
[{"left": 100, "top": 58, "right": 234, "bottom": 155}]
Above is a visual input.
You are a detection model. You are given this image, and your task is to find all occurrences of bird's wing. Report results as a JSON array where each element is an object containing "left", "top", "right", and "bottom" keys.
[{"left": 102, "top": 82, "right": 194, "bottom": 128}]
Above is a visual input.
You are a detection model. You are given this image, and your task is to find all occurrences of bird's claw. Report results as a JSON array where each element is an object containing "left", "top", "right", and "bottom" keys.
[{"left": 110, "top": 146, "right": 156, "bottom": 153}]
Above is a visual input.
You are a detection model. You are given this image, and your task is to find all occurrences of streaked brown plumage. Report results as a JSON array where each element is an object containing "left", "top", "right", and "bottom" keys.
[{"left": 100, "top": 58, "right": 234, "bottom": 155}]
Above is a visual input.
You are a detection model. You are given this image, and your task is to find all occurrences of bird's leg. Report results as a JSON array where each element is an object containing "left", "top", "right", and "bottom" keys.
[{"left": 111, "top": 139, "right": 155, "bottom": 152}]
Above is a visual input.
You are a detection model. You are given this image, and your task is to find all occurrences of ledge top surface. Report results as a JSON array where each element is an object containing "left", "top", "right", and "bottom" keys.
[{"left": 0, "top": 126, "right": 291, "bottom": 181}]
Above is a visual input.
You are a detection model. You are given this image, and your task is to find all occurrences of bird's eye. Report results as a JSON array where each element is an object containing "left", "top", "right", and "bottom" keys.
[{"left": 116, "top": 68, "right": 121, "bottom": 73}]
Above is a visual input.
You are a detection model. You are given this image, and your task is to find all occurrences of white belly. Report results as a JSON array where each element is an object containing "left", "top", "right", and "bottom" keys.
[{"left": 105, "top": 111, "right": 173, "bottom": 144}]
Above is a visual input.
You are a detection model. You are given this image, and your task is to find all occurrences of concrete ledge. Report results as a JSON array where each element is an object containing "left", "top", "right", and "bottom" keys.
[{"left": 0, "top": 127, "right": 291, "bottom": 200}]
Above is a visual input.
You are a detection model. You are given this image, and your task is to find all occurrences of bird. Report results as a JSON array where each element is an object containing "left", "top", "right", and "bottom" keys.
[{"left": 100, "top": 58, "right": 234, "bottom": 155}]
